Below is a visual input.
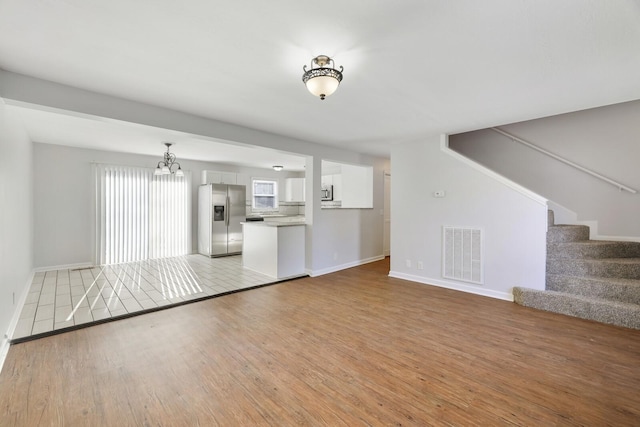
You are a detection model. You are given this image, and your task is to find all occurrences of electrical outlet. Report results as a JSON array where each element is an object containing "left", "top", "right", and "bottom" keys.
[
  {"left": 405, "top": 259, "right": 411, "bottom": 268},
  {"left": 417, "top": 261, "right": 424, "bottom": 270},
  {"left": 433, "top": 190, "right": 446, "bottom": 198},
  {"left": 333, "top": 252, "right": 338, "bottom": 261}
]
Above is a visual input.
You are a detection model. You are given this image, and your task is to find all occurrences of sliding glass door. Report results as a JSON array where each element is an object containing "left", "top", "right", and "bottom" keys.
[{"left": 94, "top": 165, "right": 191, "bottom": 265}]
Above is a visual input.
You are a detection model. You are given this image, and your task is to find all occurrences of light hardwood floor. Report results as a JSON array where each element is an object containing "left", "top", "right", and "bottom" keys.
[{"left": 1, "top": 258, "right": 639, "bottom": 426}]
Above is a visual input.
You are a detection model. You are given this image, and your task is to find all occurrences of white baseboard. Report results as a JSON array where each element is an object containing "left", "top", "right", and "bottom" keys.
[
  {"left": 33, "top": 261, "right": 95, "bottom": 272},
  {"left": 388, "top": 271, "right": 514, "bottom": 302},
  {"left": 1, "top": 270, "right": 34, "bottom": 374},
  {"left": 0, "top": 337, "right": 9, "bottom": 374},
  {"left": 309, "top": 255, "right": 385, "bottom": 277}
]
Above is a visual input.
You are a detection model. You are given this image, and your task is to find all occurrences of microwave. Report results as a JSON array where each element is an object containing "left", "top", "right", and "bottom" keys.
[{"left": 321, "top": 185, "right": 333, "bottom": 201}]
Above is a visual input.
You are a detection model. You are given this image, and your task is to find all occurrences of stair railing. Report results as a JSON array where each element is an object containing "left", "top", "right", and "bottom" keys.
[{"left": 490, "top": 127, "right": 637, "bottom": 194}]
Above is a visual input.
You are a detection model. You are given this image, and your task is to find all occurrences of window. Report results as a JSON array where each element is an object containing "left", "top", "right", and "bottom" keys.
[{"left": 252, "top": 179, "right": 278, "bottom": 210}]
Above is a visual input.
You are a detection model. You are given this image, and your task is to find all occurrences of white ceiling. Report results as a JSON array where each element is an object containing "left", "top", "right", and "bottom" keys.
[{"left": 1, "top": 0, "right": 639, "bottom": 166}]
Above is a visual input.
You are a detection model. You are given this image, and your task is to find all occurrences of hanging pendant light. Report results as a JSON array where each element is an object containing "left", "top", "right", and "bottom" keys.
[
  {"left": 302, "top": 55, "right": 344, "bottom": 100},
  {"left": 154, "top": 142, "right": 184, "bottom": 177}
]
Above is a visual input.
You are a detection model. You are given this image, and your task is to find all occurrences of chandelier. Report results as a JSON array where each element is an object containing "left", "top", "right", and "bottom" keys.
[
  {"left": 154, "top": 142, "right": 184, "bottom": 177},
  {"left": 302, "top": 55, "right": 343, "bottom": 100}
]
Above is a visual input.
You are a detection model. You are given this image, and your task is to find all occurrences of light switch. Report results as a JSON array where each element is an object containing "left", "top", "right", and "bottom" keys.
[{"left": 433, "top": 190, "right": 446, "bottom": 198}]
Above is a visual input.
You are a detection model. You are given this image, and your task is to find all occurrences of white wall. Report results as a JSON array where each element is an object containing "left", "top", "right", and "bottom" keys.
[
  {"left": 0, "top": 99, "right": 34, "bottom": 363},
  {"left": 390, "top": 135, "right": 548, "bottom": 300},
  {"left": 449, "top": 100, "right": 640, "bottom": 239}
]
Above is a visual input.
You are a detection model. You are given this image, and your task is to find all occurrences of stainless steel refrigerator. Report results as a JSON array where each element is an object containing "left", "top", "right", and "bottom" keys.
[{"left": 198, "top": 184, "right": 246, "bottom": 257}]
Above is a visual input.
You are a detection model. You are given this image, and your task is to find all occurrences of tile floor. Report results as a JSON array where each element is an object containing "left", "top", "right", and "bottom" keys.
[{"left": 13, "top": 255, "right": 279, "bottom": 341}]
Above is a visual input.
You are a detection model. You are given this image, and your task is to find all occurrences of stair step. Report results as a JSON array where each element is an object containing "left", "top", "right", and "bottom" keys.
[
  {"left": 547, "top": 224, "right": 590, "bottom": 243},
  {"left": 546, "top": 274, "right": 640, "bottom": 305},
  {"left": 532, "top": 210, "right": 640, "bottom": 328},
  {"left": 548, "top": 240, "right": 640, "bottom": 259},
  {"left": 547, "top": 258, "right": 640, "bottom": 280},
  {"left": 513, "top": 287, "right": 640, "bottom": 329}
]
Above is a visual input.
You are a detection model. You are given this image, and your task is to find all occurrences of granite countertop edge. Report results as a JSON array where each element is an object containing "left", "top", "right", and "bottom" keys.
[{"left": 241, "top": 221, "right": 307, "bottom": 227}]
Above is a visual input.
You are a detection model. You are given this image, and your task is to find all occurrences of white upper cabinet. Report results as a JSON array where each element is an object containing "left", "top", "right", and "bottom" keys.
[
  {"left": 331, "top": 174, "right": 342, "bottom": 201},
  {"left": 340, "top": 164, "right": 373, "bottom": 208},
  {"left": 285, "top": 177, "right": 305, "bottom": 202},
  {"left": 321, "top": 160, "right": 373, "bottom": 208},
  {"left": 202, "top": 170, "right": 238, "bottom": 185},
  {"left": 236, "top": 173, "right": 249, "bottom": 188}
]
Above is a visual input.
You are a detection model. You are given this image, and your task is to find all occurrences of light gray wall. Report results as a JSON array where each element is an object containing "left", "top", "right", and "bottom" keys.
[
  {"left": 32, "top": 143, "right": 304, "bottom": 269},
  {"left": 390, "top": 135, "right": 548, "bottom": 300},
  {"left": 0, "top": 100, "right": 34, "bottom": 357},
  {"left": 449, "top": 100, "right": 640, "bottom": 238}
]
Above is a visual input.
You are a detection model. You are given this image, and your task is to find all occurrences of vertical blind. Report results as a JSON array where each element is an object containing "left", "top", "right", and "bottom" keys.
[{"left": 95, "top": 164, "right": 191, "bottom": 265}]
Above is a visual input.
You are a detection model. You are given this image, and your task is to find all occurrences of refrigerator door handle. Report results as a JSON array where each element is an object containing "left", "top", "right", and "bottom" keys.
[{"left": 225, "top": 196, "right": 230, "bottom": 226}]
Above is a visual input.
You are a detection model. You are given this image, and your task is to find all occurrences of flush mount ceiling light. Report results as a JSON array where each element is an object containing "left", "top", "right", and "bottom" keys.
[
  {"left": 272, "top": 165, "right": 284, "bottom": 171},
  {"left": 154, "top": 142, "right": 184, "bottom": 177},
  {"left": 302, "top": 55, "right": 343, "bottom": 100}
]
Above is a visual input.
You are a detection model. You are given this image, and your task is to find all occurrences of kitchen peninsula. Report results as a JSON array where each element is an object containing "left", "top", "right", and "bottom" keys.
[{"left": 242, "top": 219, "right": 306, "bottom": 280}]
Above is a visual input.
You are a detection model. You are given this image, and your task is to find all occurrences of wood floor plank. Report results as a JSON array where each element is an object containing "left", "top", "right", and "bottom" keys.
[{"left": 1, "top": 258, "right": 639, "bottom": 426}]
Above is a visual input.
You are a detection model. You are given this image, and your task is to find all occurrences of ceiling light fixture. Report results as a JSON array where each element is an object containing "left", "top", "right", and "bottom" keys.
[
  {"left": 302, "top": 55, "right": 343, "bottom": 100},
  {"left": 154, "top": 142, "right": 184, "bottom": 177},
  {"left": 272, "top": 165, "right": 284, "bottom": 171}
]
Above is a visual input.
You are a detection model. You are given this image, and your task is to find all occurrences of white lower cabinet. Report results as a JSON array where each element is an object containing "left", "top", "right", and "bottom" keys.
[{"left": 242, "top": 223, "right": 306, "bottom": 279}]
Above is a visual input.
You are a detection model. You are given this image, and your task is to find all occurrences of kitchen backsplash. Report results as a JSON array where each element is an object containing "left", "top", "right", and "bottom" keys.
[
  {"left": 247, "top": 201, "right": 305, "bottom": 216},
  {"left": 321, "top": 201, "right": 342, "bottom": 208},
  {"left": 246, "top": 201, "right": 344, "bottom": 215}
]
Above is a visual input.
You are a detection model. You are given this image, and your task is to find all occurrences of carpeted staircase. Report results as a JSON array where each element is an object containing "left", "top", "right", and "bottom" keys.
[{"left": 513, "top": 211, "right": 640, "bottom": 329}]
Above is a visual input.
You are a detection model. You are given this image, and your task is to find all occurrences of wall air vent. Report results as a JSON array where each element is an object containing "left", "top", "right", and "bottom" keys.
[{"left": 442, "top": 226, "right": 483, "bottom": 284}]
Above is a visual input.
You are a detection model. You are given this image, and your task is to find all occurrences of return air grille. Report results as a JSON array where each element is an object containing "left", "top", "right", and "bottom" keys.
[{"left": 443, "top": 227, "right": 483, "bottom": 284}]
